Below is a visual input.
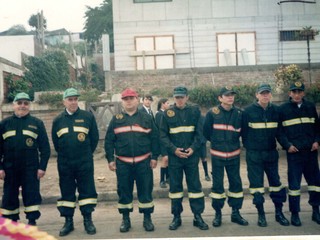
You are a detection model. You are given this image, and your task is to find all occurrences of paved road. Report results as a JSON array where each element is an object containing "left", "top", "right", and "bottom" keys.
[{"left": 24, "top": 192, "right": 320, "bottom": 240}]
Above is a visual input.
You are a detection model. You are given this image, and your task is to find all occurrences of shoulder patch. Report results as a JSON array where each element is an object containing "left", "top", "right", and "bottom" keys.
[
  {"left": 212, "top": 107, "right": 220, "bottom": 114},
  {"left": 116, "top": 114, "right": 123, "bottom": 120},
  {"left": 167, "top": 110, "right": 175, "bottom": 117}
]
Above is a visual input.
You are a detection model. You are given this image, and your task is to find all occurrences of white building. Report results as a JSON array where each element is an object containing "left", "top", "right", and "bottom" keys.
[
  {"left": 0, "top": 35, "right": 36, "bottom": 65},
  {"left": 112, "top": 0, "right": 320, "bottom": 71}
]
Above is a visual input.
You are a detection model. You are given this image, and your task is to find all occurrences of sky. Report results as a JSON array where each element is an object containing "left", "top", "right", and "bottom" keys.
[{"left": 0, "top": 0, "right": 104, "bottom": 33}]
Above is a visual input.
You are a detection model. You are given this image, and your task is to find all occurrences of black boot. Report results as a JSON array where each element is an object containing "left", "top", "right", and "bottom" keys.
[
  {"left": 231, "top": 208, "right": 249, "bottom": 226},
  {"left": 193, "top": 214, "right": 209, "bottom": 230},
  {"left": 143, "top": 213, "right": 154, "bottom": 231},
  {"left": 120, "top": 213, "right": 131, "bottom": 233},
  {"left": 169, "top": 215, "right": 181, "bottom": 230},
  {"left": 83, "top": 214, "right": 96, "bottom": 235},
  {"left": 212, "top": 210, "right": 222, "bottom": 227},
  {"left": 28, "top": 219, "right": 36, "bottom": 226},
  {"left": 312, "top": 206, "right": 320, "bottom": 224},
  {"left": 256, "top": 205, "right": 267, "bottom": 227},
  {"left": 59, "top": 217, "right": 74, "bottom": 237},
  {"left": 291, "top": 212, "right": 301, "bottom": 226},
  {"left": 275, "top": 207, "right": 289, "bottom": 226}
]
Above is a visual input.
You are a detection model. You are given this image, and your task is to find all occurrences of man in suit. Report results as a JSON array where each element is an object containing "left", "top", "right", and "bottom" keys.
[{"left": 140, "top": 94, "right": 154, "bottom": 120}]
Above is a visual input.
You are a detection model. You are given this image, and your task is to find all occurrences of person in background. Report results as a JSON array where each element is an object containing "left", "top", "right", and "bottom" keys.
[
  {"left": 105, "top": 88, "right": 160, "bottom": 233},
  {"left": 0, "top": 92, "right": 50, "bottom": 226},
  {"left": 140, "top": 94, "right": 154, "bottom": 120},
  {"left": 242, "top": 83, "right": 289, "bottom": 227},
  {"left": 160, "top": 86, "right": 208, "bottom": 231},
  {"left": 278, "top": 81, "right": 320, "bottom": 227},
  {"left": 203, "top": 86, "right": 248, "bottom": 228},
  {"left": 199, "top": 114, "right": 211, "bottom": 182},
  {"left": 52, "top": 88, "right": 99, "bottom": 236},
  {"left": 155, "top": 98, "right": 170, "bottom": 188}
]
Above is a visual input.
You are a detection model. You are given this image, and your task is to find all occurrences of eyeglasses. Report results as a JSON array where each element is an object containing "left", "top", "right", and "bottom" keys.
[{"left": 17, "top": 101, "right": 30, "bottom": 106}]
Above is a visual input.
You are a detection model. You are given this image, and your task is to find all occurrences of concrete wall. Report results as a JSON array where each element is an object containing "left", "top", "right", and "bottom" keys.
[{"left": 112, "top": 0, "right": 320, "bottom": 71}]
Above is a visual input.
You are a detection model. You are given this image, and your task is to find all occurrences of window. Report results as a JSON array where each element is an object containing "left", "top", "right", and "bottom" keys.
[
  {"left": 217, "top": 32, "right": 256, "bottom": 66},
  {"left": 280, "top": 30, "right": 315, "bottom": 41},
  {"left": 134, "top": 0, "right": 172, "bottom": 3},
  {"left": 134, "top": 36, "right": 174, "bottom": 70}
]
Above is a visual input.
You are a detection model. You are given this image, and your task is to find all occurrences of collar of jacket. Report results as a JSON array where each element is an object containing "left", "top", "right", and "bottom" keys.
[
  {"left": 13, "top": 113, "right": 30, "bottom": 119},
  {"left": 64, "top": 107, "right": 80, "bottom": 116}
]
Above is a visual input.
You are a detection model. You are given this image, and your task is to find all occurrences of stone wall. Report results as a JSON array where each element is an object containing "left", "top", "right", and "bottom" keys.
[{"left": 107, "top": 64, "right": 320, "bottom": 93}]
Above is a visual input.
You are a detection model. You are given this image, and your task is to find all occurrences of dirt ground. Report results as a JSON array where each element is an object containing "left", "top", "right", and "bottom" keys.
[{"left": 39, "top": 142, "right": 214, "bottom": 198}]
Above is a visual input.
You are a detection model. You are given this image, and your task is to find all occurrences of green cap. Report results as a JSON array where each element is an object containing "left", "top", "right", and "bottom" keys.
[
  {"left": 173, "top": 86, "right": 188, "bottom": 97},
  {"left": 257, "top": 83, "right": 272, "bottom": 93},
  {"left": 63, "top": 88, "right": 80, "bottom": 99},
  {"left": 14, "top": 92, "right": 31, "bottom": 102}
]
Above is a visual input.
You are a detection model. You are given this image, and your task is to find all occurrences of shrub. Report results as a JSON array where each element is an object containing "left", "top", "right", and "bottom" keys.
[
  {"left": 38, "top": 93, "right": 64, "bottom": 108},
  {"left": 306, "top": 83, "right": 320, "bottom": 104},
  {"left": 188, "top": 84, "right": 258, "bottom": 108},
  {"left": 79, "top": 88, "right": 101, "bottom": 102},
  {"left": 188, "top": 85, "right": 219, "bottom": 108}
]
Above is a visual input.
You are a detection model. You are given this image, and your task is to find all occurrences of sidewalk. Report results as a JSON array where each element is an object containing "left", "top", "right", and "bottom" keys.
[{"left": 39, "top": 148, "right": 309, "bottom": 204}]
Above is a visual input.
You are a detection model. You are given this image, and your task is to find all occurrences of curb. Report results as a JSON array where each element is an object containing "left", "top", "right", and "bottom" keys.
[{"left": 41, "top": 185, "right": 309, "bottom": 205}]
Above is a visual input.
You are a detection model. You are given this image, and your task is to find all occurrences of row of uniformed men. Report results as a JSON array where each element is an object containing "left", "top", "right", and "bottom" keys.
[{"left": 0, "top": 82, "right": 319, "bottom": 237}]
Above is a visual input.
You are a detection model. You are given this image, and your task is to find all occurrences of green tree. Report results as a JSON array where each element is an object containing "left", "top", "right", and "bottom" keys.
[
  {"left": 5, "top": 25, "right": 28, "bottom": 35},
  {"left": 83, "top": 0, "right": 114, "bottom": 52},
  {"left": 23, "top": 50, "right": 70, "bottom": 91},
  {"left": 90, "top": 63, "right": 105, "bottom": 91},
  {"left": 28, "top": 13, "right": 47, "bottom": 30}
]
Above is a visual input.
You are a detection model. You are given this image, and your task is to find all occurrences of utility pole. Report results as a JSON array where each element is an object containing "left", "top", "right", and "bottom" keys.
[{"left": 40, "top": 10, "right": 45, "bottom": 51}]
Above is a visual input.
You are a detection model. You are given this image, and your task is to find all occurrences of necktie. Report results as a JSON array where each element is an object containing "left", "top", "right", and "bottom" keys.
[{"left": 149, "top": 109, "right": 154, "bottom": 119}]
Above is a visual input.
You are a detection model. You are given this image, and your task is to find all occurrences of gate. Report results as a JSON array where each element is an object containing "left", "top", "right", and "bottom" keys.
[{"left": 86, "top": 101, "right": 122, "bottom": 139}]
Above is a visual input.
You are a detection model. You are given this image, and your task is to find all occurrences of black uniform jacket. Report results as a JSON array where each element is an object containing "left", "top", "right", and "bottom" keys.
[
  {"left": 203, "top": 105, "right": 242, "bottom": 160},
  {"left": 52, "top": 108, "right": 99, "bottom": 159},
  {"left": 0, "top": 113, "right": 50, "bottom": 171},
  {"left": 160, "top": 104, "right": 202, "bottom": 155},
  {"left": 242, "top": 102, "right": 284, "bottom": 151},
  {"left": 279, "top": 98, "right": 320, "bottom": 150},
  {"left": 104, "top": 110, "right": 160, "bottom": 163}
]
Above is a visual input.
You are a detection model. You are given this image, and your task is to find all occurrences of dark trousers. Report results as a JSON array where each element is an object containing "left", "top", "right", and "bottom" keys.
[
  {"left": 287, "top": 150, "right": 320, "bottom": 213},
  {"left": 211, "top": 157, "right": 243, "bottom": 210},
  {"left": 116, "top": 159, "right": 154, "bottom": 214},
  {"left": 57, "top": 158, "right": 97, "bottom": 217},
  {"left": 168, "top": 153, "right": 205, "bottom": 216},
  {"left": 246, "top": 149, "right": 286, "bottom": 206},
  {"left": 1, "top": 166, "right": 41, "bottom": 221}
]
